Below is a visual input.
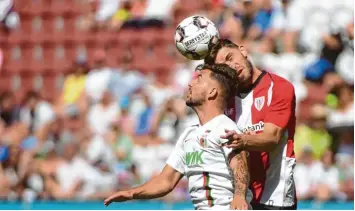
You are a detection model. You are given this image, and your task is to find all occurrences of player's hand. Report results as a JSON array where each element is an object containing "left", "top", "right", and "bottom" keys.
[
  {"left": 220, "top": 129, "right": 246, "bottom": 149},
  {"left": 230, "top": 196, "right": 249, "bottom": 210},
  {"left": 104, "top": 191, "right": 133, "bottom": 206}
]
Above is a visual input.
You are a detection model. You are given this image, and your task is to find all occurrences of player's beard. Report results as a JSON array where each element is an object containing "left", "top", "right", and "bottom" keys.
[
  {"left": 237, "top": 58, "right": 254, "bottom": 87},
  {"left": 185, "top": 96, "right": 204, "bottom": 108}
]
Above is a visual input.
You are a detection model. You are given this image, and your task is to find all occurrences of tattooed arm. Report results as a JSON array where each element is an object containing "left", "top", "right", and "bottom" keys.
[{"left": 229, "top": 150, "right": 250, "bottom": 210}]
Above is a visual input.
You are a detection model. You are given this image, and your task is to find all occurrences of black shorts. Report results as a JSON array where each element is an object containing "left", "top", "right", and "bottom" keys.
[{"left": 251, "top": 202, "right": 297, "bottom": 210}]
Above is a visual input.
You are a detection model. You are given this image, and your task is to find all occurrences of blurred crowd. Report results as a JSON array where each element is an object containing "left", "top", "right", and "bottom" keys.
[{"left": 0, "top": 0, "right": 353, "bottom": 205}]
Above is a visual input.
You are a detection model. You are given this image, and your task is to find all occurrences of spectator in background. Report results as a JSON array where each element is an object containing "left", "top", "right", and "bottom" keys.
[
  {"left": 336, "top": 129, "right": 354, "bottom": 200},
  {"left": 57, "top": 59, "right": 89, "bottom": 117},
  {"left": 117, "top": 96, "right": 135, "bottom": 136},
  {"left": 0, "top": 91, "right": 20, "bottom": 127},
  {"left": 87, "top": 91, "right": 120, "bottom": 136},
  {"left": 81, "top": 0, "right": 120, "bottom": 31},
  {"left": 245, "top": 0, "right": 275, "bottom": 47},
  {"left": 327, "top": 83, "right": 354, "bottom": 128},
  {"left": 134, "top": 91, "right": 154, "bottom": 145},
  {"left": 295, "top": 104, "right": 332, "bottom": 160},
  {"left": 294, "top": 147, "right": 315, "bottom": 200},
  {"left": 0, "top": 0, "right": 19, "bottom": 31},
  {"left": 310, "top": 149, "right": 340, "bottom": 202},
  {"left": 218, "top": 0, "right": 257, "bottom": 44},
  {"left": 54, "top": 139, "right": 104, "bottom": 200},
  {"left": 336, "top": 22, "right": 354, "bottom": 85},
  {"left": 107, "top": 124, "right": 134, "bottom": 171},
  {"left": 0, "top": 144, "right": 33, "bottom": 200},
  {"left": 0, "top": 91, "right": 28, "bottom": 146},
  {"left": 108, "top": 0, "right": 132, "bottom": 31},
  {"left": 85, "top": 50, "right": 113, "bottom": 103},
  {"left": 109, "top": 55, "right": 146, "bottom": 104},
  {"left": 142, "top": 0, "right": 176, "bottom": 27},
  {"left": 19, "top": 92, "right": 55, "bottom": 134}
]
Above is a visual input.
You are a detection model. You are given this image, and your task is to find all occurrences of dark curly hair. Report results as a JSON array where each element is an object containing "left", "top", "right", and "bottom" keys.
[
  {"left": 195, "top": 63, "right": 238, "bottom": 107},
  {"left": 204, "top": 39, "right": 239, "bottom": 65}
]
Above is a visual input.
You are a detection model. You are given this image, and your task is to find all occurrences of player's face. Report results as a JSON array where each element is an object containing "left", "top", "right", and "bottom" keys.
[
  {"left": 186, "top": 69, "right": 211, "bottom": 107},
  {"left": 215, "top": 47, "right": 252, "bottom": 84}
]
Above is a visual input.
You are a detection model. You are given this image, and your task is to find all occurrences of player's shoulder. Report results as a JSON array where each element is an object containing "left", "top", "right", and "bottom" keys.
[
  {"left": 213, "top": 115, "right": 241, "bottom": 134},
  {"left": 268, "top": 72, "right": 295, "bottom": 90},
  {"left": 180, "top": 124, "right": 199, "bottom": 136}
]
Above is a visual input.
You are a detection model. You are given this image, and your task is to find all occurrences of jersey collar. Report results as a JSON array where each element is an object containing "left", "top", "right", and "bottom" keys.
[
  {"left": 198, "top": 114, "right": 225, "bottom": 132},
  {"left": 237, "top": 70, "right": 267, "bottom": 99}
]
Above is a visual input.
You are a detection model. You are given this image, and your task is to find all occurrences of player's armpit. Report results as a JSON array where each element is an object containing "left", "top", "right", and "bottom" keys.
[{"left": 228, "top": 150, "right": 249, "bottom": 198}]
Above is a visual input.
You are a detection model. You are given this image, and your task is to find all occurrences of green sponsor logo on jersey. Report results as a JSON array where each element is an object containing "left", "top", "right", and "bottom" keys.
[{"left": 185, "top": 151, "right": 204, "bottom": 166}]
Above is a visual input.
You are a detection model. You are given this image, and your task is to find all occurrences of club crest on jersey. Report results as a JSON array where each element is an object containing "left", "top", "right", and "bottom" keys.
[
  {"left": 254, "top": 96, "right": 265, "bottom": 111},
  {"left": 199, "top": 136, "right": 208, "bottom": 148}
]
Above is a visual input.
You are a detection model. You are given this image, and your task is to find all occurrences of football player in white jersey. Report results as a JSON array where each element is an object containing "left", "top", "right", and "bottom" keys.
[{"left": 104, "top": 63, "right": 253, "bottom": 210}]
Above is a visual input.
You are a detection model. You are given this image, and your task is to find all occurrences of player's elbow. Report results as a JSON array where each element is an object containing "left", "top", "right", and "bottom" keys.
[
  {"left": 263, "top": 137, "right": 280, "bottom": 152},
  {"left": 265, "top": 135, "right": 281, "bottom": 152}
]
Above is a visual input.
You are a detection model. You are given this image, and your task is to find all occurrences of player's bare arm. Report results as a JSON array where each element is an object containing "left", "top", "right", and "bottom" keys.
[
  {"left": 229, "top": 150, "right": 250, "bottom": 210},
  {"left": 221, "top": 81, "right": 295, "bottom": 152},
  {"left": 104, "top": 165, "right": 183, "bottom": 206},
  {"left": 221, "top": 123, "right": 284, "bottom": 152}
]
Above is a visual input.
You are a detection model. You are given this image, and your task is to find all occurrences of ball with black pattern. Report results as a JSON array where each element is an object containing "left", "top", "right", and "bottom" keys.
[{"left": 175, "top": 15, "right": 220, "bottom": 60}]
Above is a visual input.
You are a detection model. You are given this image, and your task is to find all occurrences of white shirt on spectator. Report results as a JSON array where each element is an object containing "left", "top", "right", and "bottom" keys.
[
  {"left": 20, "top": 101, "right": 55, "bottom": 131},
  {"left": 86, "top": 135, "right": 117, "bottom": 170},
  {"left": 144, "top": 0, "right": 177, "bottom": 20},
  {"left": 145, "top": 85, "right": 175, "bottom": 108},
  {"left": 0, "top": 0, "right": 12, "bottom": 21},
  {"left": 95, "top": 0, "right": 120, "bottom": 22},
  {"left": 336, "top": 47, "right": 354, "bottom": 85},
  {"left": 85, "top": 67, "right": 113, "bottom": 103},
  {"left": 56, "top": 156, "right": 102, "bottom": 198},
  {"left": 310, "top": 161, "right": 340, "bottom": 192},
  {"left": 87, "top": 102, "right": 119, "bottom": 135},
  {"left": 327, "top": 102, "right": 354, "bottom": 128},
  {"left": 294, "top": 163, "right": 313, "bottom": 198}
]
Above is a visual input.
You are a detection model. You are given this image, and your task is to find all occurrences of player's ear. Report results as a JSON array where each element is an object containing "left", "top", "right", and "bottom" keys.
[
  {"left": 238, "top": 45, "right": 248, "bottom": 58},
  {"left": 207, "top": 87, "right": 218, "bottom": 100}
]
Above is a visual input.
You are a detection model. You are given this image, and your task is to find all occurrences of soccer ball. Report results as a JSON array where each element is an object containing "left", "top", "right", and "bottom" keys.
[{"left": 174, "top": 15, "right": 220, "bottom": 60}]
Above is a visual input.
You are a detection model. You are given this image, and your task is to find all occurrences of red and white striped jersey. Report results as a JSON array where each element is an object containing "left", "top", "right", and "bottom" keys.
[{"left": 226, "top": 71, "right": 297, "bottom": 207}]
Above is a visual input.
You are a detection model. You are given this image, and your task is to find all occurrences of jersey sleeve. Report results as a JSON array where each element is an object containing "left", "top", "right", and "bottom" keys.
[
  {"left": 217, "top": 120, "right": 243, "bottom": 162},
  {"left": 166, "top": 129, "right": 186, "bottom": 174},
  {"left": 265, "top": 81, "right": 295, "bottom": 129}
]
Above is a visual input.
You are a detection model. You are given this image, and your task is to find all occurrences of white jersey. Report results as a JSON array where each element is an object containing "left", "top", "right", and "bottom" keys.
[{"left": 167, "top": 115, "right": 253, "bottom": 210}]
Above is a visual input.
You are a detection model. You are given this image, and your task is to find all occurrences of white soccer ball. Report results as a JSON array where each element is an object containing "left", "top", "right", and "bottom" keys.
[{"left": 174, "top": 15, "right": 220, "bottom": 60}]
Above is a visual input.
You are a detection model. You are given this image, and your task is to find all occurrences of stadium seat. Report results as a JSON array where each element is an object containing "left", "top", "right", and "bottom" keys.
[
  {"left": 94, "top": 30, "right": 115, "bottom": 48},
  {"left": 8, "top": 17, "right": 32, "bottom": 45},
  {"left": 19, "top": 0, "right": 51, "bottom": 16},
  {"left": 140, "top": 28, "right": 161, "bottom": 47},
  {"left": 0, "top": 73, "right": 13, "bottom": 92},
  {"left": 18, "top": 72, "right": 37, "bottom": 92},
  {"left": 161, "top": 28, "right": 175, "bottom": 44},
  {"left": 116, "top": 29, "right": 141, "bottom": 47},
  {"left": 50, "top": 0, "right": 79, "bottom": 16},
  {"left": 3, "top": 45, "right": 26, "bottom": 74}
]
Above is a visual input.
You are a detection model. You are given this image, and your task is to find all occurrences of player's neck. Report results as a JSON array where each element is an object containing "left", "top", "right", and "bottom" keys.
[
  {"left": 194, "top": 104, "right": 224, "bottom": 126},
  {"left": 251, "top": 67, "right": 263, "bottom": 84},
  {"left": 239, "top": 67, "right": 263, "bottom": 93}
]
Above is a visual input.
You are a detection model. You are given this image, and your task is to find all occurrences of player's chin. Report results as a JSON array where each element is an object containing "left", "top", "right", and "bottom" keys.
[{"left": 185, "top": 99, "right": 193, "bottom": 107}]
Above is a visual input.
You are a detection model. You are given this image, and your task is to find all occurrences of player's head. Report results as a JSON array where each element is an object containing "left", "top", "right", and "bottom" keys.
[
  {"left": 204, "top": 39, "right": 253, "bottom": 85},
  {"left": 186, "top": 63, "right": 238, "bottom": 110}
]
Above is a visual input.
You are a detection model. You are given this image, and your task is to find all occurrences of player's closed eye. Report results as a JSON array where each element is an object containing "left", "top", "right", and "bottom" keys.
[{"left": 226, "top": 53, "right": 232, "bottom": 62}]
